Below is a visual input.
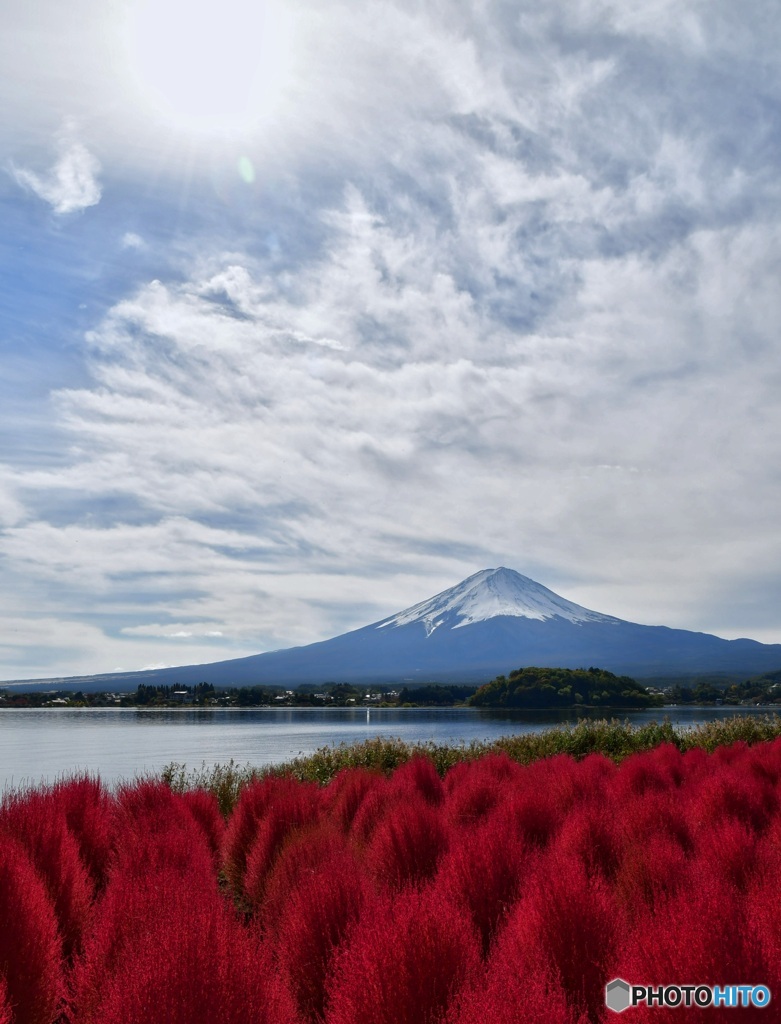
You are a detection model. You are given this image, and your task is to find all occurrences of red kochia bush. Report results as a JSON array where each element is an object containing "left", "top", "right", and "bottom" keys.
[
  {"left": 325, "top": 886, "right": 480, "bottom": 1024},
  {"left": 444, "top": 773, "right": 501, "bottom": 827},
  {"left": 69, "top": 788, "right": 225, "bottom": 1023},
  {"left": 179, "top": 787, "right": 225, "bottom": 858},
  {"left": 347, "top": 783, "right": 394, "bottom": 844},
  {"left": 446, "top": 935, "right": 583, "bottom": 1024},
  {"left": 616, "top": 788, "right": 692, "bottom": 854},
  {"left": 522, "top": 753, "right": 609, "bottom": 817},
  {"left": 609, "top": 745, "right": 684, "bottom": 800},
  {"left": 323, "top": 768, "right": 386, "bottom": 833},
  {"left": 70, "top": 867, "right": 297, "bottom": 1024},
  {"left": 0, "top": 791, "right": 93, "bottom": 959},
  {"left": 111, "top": 781, "right": 217, "bottom": 882},
  {"left": 745, "top": 736, "right": 781, "bottom": 786},
  {"left": 274, "top": 844, "right": 372, "bottom": 1022},
  {"left": 0, "top": 836, "right": 63, "bottom": 1024},
  {"left": 613, "top": 830, "right": 689, "bottom": 913},
  {"left": 553, "top": 802, "right": 622, "bottom": 882},
  {"left": 685, "top": 762, "right": 778, "bottom": 835},
  {"left": 492, "top": 781, "right": 561, "bottom": 849},
  {"left": 365, "top": 792, "right": 449, "bottom": 889},
  {"left": 0, "top": 980, "right": 12, "bottom": 1024},
  {"left": 442, "top": 753, "right": 522, "bottom": 827},
  {"left": 221, "top": 776, "right": 314, "bottom": 895},
  {"left": 242, "top": 782, "right": 321, "bottom": 907},
  {"left": 614, "top": 880, "right": 767, "bottom": 1023},
  {"left": 347, "top": 758, "right": 444, "bottom": 851},
  {"left": 387, "top": 755, "right": 445, "bottom": 805},
  {"left": 501, "top": 848, "right": 618, "bottom": 1023},
  {"left": 693, "top": 817, "right": 759, "bottom": 892},
  {"left": 434, "top": 807, "right": 528, "bottom": 952},
  {"left": 261, "top": 825, "right": 358, "bottom": 930},
  {"left": 748, "top": 828, "right": 781, "bottom": 1000},
  {"left": 49, "top": 775, "right": 114, "bottom": 894}
]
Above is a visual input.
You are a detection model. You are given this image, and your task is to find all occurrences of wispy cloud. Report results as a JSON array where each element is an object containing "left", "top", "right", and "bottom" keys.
[
  {"left": 120, "top": 623, "right": 224, "bottom": 639},
  {"left": 120, "top": 232, "right": 145, "bottom": 249},
  {"left": 12, "top": 121, "right": 101, "bottom": 215}
]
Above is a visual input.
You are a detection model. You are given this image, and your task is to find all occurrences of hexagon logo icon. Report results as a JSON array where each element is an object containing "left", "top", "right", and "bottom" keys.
[{"left": 606, "top": 978, "right": 632, "bottom": 1013}]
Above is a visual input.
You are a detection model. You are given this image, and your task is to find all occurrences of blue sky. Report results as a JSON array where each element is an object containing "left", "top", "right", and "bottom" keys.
[{"left": 2, "top": 0, "right": 781, "bottom": 679}]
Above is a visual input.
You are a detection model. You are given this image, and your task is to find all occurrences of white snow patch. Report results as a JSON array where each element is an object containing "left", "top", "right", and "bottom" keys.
[{"left": 376, "top": 567, "right": 622, "bottom": 634}]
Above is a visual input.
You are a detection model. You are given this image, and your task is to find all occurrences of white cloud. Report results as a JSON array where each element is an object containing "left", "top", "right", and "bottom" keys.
[
  {"left": 121, "top": 232, "right": 145, "bottom": 249},
  {"left": 13, "top": 121, "right": 101, "bottom": 214},
  {"left": 0, "top": 469, "right": 24, "bottom": 528},
  {"left": 5, "top": 201, "right": 781, "bottom": 662},
  {"left": 120, "top": 624, "right": 224, "bottom": 638},
  {"left": 0, "top": 608, "right": 244, "bottom": 681}
]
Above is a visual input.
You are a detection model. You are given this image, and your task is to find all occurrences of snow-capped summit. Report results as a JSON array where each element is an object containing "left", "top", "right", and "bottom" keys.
[
  {"left": 376, "top": 567, "right": 621, "bottom": 635},
  {"left": 17, "top": 567, "right": 781, "bottom": 690}
]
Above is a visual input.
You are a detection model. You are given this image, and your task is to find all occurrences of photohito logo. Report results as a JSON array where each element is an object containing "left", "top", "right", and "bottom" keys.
[{"left": 605, "top": 978, "right": 771, "bottom": 1012}]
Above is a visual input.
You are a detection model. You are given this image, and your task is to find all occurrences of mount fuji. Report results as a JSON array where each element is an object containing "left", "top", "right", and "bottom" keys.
[{"left": 12, "top": 567, "right": 781, "bottom": 690}]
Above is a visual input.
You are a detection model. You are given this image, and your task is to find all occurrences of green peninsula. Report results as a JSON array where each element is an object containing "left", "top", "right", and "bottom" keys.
[{"left": 469, "top": 666, "right": 664, "bottom": 709}]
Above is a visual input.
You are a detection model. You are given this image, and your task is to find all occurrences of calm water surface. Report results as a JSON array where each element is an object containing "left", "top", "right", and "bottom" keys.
[{"left": 0, "top": 705, "right": 774, "bottom": 789}]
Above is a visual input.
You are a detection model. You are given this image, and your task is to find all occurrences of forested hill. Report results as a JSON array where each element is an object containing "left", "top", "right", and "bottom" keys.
[{"left": 469, "top": 666, "right": 664, "bottom": 709}]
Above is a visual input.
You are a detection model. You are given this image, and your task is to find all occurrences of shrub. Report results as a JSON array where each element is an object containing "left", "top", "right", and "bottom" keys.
[
  {"left": 221, "top": 776, "right": 310, "bottom": 894},
  {"left": 747, "top": 832, "right": 781, "bottom": 1000},
  {"left": 434, "top": 808, "right": 528, "bottom": 953},
  {"left": 553, "top": 802, "right": 622, "bottom": 882},
  {"left": 325, "top": 886, "right": 480, "bottom": 1024},
  {"left": 446, "top": 943, "right": 584, "bottom": 1024},
  {"left": 494, "top": 783, "right": 561, "bottom": 849},
  {"left": 693, "top": 817, "right": 759, "bottom": 892},
  {"left": 686, "top": 762, "right": 777, "bottom": 835},
  {"left": 615, "top": 879, "right": 766, "bottom": 1023},
  {"left": 49, "top": 775, "right": 114, "bottom": 894},
  {"left": 323, "top": 768, "right": 385, "bottom": 833},
  {"left": 502, "top": 848, "right": 618, "bottom": 1022},
  {"left": 8, "top": 732, "right": 781, "bottom": 1024},
  {"left": 365, "top": 793, "right": 449, "bottom": 889},
  {"left": 261, "top": 824, "right": 357, "bottom": 931},
  {"left": 610, "top": 745, "right": 683, "bottom": 799},
  {"left": 387, "top": 754, "right": 444, "bottom": 805},
  {"left": 179, "top": 787, "right": 226, "bottom": 859},
  {"left": 616, "top": 789, "right": 693, "bottom": 855},
  {"left": 563, "top": 751, "right": 617, "bottom": 804},
  {"left": 347, "top": 783, "right": 394, "bottom": 845},
  {"left": 0, "top": 980, "right": 11, "bottom": 1024},
  {"left": 0, "top": 836, "right": 63, "bottom": 1024},
  {"left": 0, "top": 792, "right": 93, "bottom": 959},
  {"left": 111, "top": 781, "right": 217, "bottom": 883},
  {"left": 613, "top": 830, "right": 689, "bottom": 913},
  {"left": 275, "top": 845, "right": 371, "bottom": 1022},
  {"left": 745, "top": 736, "right": 781, "bottom": 786},
  {"left": 70, "top": 867, "right": 297, "bottom": 1024},
  {"left": 242, "top": 783, "right": 322, "bottom": 907},
  {"left": 442, "top": 755, "right": 520, "bottom": 827}
]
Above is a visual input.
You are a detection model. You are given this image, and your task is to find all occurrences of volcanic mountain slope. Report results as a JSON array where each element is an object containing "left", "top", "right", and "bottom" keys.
[{"left": 11, "top": 567, "right": 781, "bottom": 691}]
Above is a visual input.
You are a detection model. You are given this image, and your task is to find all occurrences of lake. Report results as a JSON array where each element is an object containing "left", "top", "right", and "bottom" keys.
[{"left": 0, "top": 705, "right": 775, "bottom": 790}]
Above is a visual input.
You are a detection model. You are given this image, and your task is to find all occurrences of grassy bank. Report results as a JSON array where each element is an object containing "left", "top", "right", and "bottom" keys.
[{"left": 161, "top": 712, "right": 781, "bottom": 814}]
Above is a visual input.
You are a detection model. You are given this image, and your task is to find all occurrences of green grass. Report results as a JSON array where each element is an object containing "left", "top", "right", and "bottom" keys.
[{"left": 160, "top": 714, "right": 781, "bottom": 814}]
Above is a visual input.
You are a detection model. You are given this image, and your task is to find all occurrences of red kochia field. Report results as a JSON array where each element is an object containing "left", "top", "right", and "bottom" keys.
[{"left": 2, "top": 741, "right": 781, "bottom": 1024}]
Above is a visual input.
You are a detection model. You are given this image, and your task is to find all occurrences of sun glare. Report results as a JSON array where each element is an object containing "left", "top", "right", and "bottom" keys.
[{"left": 124, "top": 0, "right": 296, "bottom": 137}]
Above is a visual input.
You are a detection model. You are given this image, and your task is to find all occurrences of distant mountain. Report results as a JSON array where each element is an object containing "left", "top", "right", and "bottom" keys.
[{"left": 8, "top": 567, "right": 781, "bottom": 691}]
